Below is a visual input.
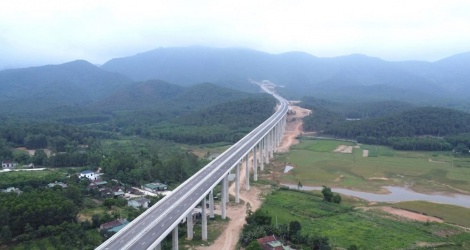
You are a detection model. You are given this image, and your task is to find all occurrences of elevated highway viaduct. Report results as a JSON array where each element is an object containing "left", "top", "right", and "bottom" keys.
[{"left": 97, "top": 84, "right": 289, "bottom": 250}]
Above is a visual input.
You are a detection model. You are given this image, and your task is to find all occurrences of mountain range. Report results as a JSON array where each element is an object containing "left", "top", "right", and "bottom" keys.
[
  {"left": 1, "top": 46, "right": 470, "bottom": 113},
  {"left": 102, "top": 47, "right": 470, "bottom": 102}
]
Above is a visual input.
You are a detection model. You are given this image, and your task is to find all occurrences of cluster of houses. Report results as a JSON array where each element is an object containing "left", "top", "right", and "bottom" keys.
[
  {"left": 1, "top": 187, "right": 22, "bottom": 194},
  {"left": 2, "top": 160, "right": 35, "bottom": 169}
]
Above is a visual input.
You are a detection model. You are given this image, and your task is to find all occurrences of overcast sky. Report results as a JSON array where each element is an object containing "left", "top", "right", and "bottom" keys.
[{"left": 1, "top": 0, "right": 470, "bottom": 69}]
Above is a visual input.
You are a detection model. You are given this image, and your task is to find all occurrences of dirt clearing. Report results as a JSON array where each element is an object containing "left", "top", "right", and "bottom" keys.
[
  {"left": 277, "top": 105, "right": 311, "bottom": 153},
  {"left": 381, "top": 206, "right": 443, "bottom": 222},
  {"left": 196, "top": 103, "right": 310, "bottom": 250},
  {"left": 333, "top": 145, "right": 353, "bottom": 153}
]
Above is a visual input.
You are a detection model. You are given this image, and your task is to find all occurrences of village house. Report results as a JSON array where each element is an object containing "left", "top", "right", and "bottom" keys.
[
  {"left": 128, "top": 197, "right": 151, "bottom": 209},
  {"left": 22, "top": 163, "right": 35, "bottom": 168},
  {"left": 1, "top": 187, "right": 22, "bottom": 194},
  {"left": 87, "top": 180, "right": 108, "bottom": 190},
  {"left": 142, "top": 182, "right": 168, "bottom": 193},
  {"left": 99, "top": 219, "right": 129, "bottom": 232},
  {"left": 2, "top": 160, "right": 18, "bottom": 169},
  {"left": 47, "top": 181, "right": 68, "bottom": 188},
  {"left": 79, "top": 170, "right": 98, "bottom": 180},
  {"left": 257, "top": 235, "right": 294, "bottom": 250}
]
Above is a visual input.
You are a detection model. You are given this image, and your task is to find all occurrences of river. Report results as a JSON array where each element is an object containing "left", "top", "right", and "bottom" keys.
[{"left": 281, "top": 184, "right": 470, "bottom": 208}]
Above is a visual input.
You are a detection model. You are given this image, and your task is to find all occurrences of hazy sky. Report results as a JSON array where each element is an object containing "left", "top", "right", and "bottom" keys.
[{"left": 1, "top": 0, "right": 470, "bottom": 69}]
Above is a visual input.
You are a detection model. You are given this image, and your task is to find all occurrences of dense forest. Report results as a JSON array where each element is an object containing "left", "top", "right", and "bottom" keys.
[
  {"left": 301, "top": 98, "right": 470, "bottom": 152},
  {"left": 0, "top": 75, "right": 277, "bottom": 248}
]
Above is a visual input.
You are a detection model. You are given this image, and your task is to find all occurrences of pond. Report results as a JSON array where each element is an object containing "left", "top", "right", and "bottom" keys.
[{"left": 281, "top": 184, "right": 470, "bottom": 208}]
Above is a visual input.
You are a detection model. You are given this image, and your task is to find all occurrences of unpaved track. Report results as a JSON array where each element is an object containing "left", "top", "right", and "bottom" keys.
[{"left": 196, "top": 104, "right": 310, "bottom": 250}]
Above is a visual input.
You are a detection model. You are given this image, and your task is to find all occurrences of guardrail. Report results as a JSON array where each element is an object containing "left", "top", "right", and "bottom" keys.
[{"left": 97, "top": 86, "right": 288, "bottom": 250}]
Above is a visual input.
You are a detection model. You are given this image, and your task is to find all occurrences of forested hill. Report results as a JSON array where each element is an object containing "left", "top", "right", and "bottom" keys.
[
  {"left": 101, "top": 46, "right": 470, "bottom": 104},
  {"left": 305, "top": 106, "right": 470, "bottom": 151},
  {"left": 150, "top": 95, "right": 276, "bottom": 144},
  {"left": 95, "top": 81, "right": 253, "bottom": 113},
  {"left": 324, "top": 107, "right": 470, "bottom": 139},
  {"left": 0, "top": 60, "right": 132, "bottom": 112}
]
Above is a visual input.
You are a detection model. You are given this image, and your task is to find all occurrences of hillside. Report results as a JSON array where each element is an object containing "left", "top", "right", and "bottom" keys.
[
  {"left": 100, "top": 46, "right": 470, "bottom": 104},
  {"left": 0, "top": 60, "right": 132, "bottom": 113},
  {"left": 306, "top": 106, "right": 470, "bottom": 151}
]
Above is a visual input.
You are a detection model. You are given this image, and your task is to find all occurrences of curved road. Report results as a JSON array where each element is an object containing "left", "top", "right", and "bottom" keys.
[{"left": 97, "top": 89, "right": 288, "bottom": 250}]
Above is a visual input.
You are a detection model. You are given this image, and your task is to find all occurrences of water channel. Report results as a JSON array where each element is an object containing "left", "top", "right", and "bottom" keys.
[{"left": 281, "top": 184, "right": 470, "bottom": 208}]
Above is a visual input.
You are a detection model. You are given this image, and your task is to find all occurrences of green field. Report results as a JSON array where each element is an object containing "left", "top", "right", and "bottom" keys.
[
  {"left": 259, "top": 189, "right": 470, "bottom": 249},
  {"left": 393, "top": 201, "right": 470, "bottom": 228},
  {"left": 277, "top": 138, "right": 470, "bottom": 194}
]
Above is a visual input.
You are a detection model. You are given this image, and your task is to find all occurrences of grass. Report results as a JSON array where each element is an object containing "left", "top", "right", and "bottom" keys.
[
  {"left": 393, "top": 201, "right": 470, "bottom": 228},
  {"left": 277, "top": 139, "right": 470, "bottom": 194},
  {"left": 178, "top": 215, "right": 229, "bottom": 249},
  {"left": 260, "top": 189, "right": 470, "bottom": 249}
]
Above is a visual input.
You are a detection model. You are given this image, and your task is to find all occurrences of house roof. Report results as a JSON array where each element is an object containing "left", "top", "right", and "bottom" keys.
[
  {"left": 257, "top": 235, "right": 288, "bottom": 250},
  {"left": 80, "top": 170, "right": 94, "bottom": 175},
  {"left": 100, "top": 220, "right": 124, "bottom": 230},
  {"left": 131, "top": 197, "right": 150, "bottom": 204},
  {"left": 114, "top": 191, "right": 125, "bottom": 196},
  {"left": 107, "top": 220, "right": 129, "bottom": 232},
  {"left": 144, "top": 183, "right": 167, "bottom": 189},
  {"left": 258, "top": 235, "right": 277, "bottom": 244}
]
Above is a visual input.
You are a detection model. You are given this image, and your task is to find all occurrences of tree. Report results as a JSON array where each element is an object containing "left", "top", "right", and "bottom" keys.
[
  {"left": 289, "top": 221, "right": 302, "bottom": 236},
  {"left": 0, "top": 226, "right": 12, "bottom": 244},
  {"left": 321, "top": 186, "right": 333, "bottom": 202},
  {"left": 333, "top": 194, "right": 342, "bottom": 204},
  {"left": 32, "top": 149, "right": 48, "bottom": 166},
  {"left": 246, "top": 240, "right": 263, "bottom": 250},
  {"left": 103, "top": 199, "right": 117, "bottom": 209}
]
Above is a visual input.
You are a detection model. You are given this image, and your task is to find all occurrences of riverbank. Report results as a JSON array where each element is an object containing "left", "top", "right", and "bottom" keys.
[{"left": 281, "top": 183, "right": 470, "bottom": 208}]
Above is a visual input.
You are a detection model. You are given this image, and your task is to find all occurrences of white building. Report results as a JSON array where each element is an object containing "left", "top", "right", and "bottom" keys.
[
  {"left": 2, "top": 161, "right": 18, "bottom": 169},
  {"left": 79, "top": 170, "right": 98, "bottom": 180}
]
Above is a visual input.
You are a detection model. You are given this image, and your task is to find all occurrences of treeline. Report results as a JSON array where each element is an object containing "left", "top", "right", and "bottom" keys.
[
  {"left": 0, "top": 189, "right": 78, "bottom": 238},
  {"left": 300, "top": 97, "right": 414, "bottom": 119},
  {"left": 100, "top": 150, "right": 206, "bottom": 186},
  {"left": 302, "top": 100, "right": 470, "bottom": 151},
  {"left": 0, "top": 171, "right": 64, "bottom": 189},
  {"left": 0, "top": 122, "right": 98, "bottom": 150},
  {"left": 240, "top": 209, "right": 331, "bottom": 250},
  {"left": 151, "top": 95, "right": 276, "bottom": 144}
]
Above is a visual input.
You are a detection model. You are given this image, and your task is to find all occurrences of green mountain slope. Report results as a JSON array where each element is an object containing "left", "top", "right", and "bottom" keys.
[
  {"left": 101, "top": 46, "right": 470, "bottom": 103},
  {"left": 0, "top": 60, "right": 132, "bottom": 112}
]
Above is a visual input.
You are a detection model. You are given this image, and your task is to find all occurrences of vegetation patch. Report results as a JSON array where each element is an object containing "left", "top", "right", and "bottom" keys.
[
  {"left": 392, "top": 201, "right": 470, "bottom": 228},
  {"left": 257, "top": 189, "right": 470, "bottom": 249},
  {"left": 278, "top": 139, "right": 470, "bottom": 194}
]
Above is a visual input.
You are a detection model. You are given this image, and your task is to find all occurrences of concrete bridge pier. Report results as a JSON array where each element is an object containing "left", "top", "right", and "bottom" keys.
[
  {"left": 245, "top": 154, "right": 250, "bottom": 191},
  {"left": 209, "top": 190, "right": 214, "bottom": 218},
  {"left": 253, "top": 146, "right": 257, "bottom": 181},
  {"left": 269, "top": 130, "right": 274, "bottom": 158},
  {"left": 264, "top": 136, "right": 269, "bottom": 165},
  {"left": 202, "top": 198, "right": 207, "bottom": 240},
  {"left": 172, "top": 227, "right": 178, "bottom": 250},
  {"left": 186, "top": 212, "right": 193, "bottom": 240},
  {"left": 225, "top": 173, "right": 229, "bottom": 203},
  {"left": 221, "top": 175, "right": 228, "bottom": 219},
  {"left": 260, "top": 139, "right": 264, "bottom": 171},
  {"left": 235, "top": 161, "right": 240, "bottom": 203}
]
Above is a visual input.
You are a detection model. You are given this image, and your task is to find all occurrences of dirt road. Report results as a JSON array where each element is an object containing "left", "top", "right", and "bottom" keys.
[{"left": 196, "top": 103, "right": 311, "bottom": 250}]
